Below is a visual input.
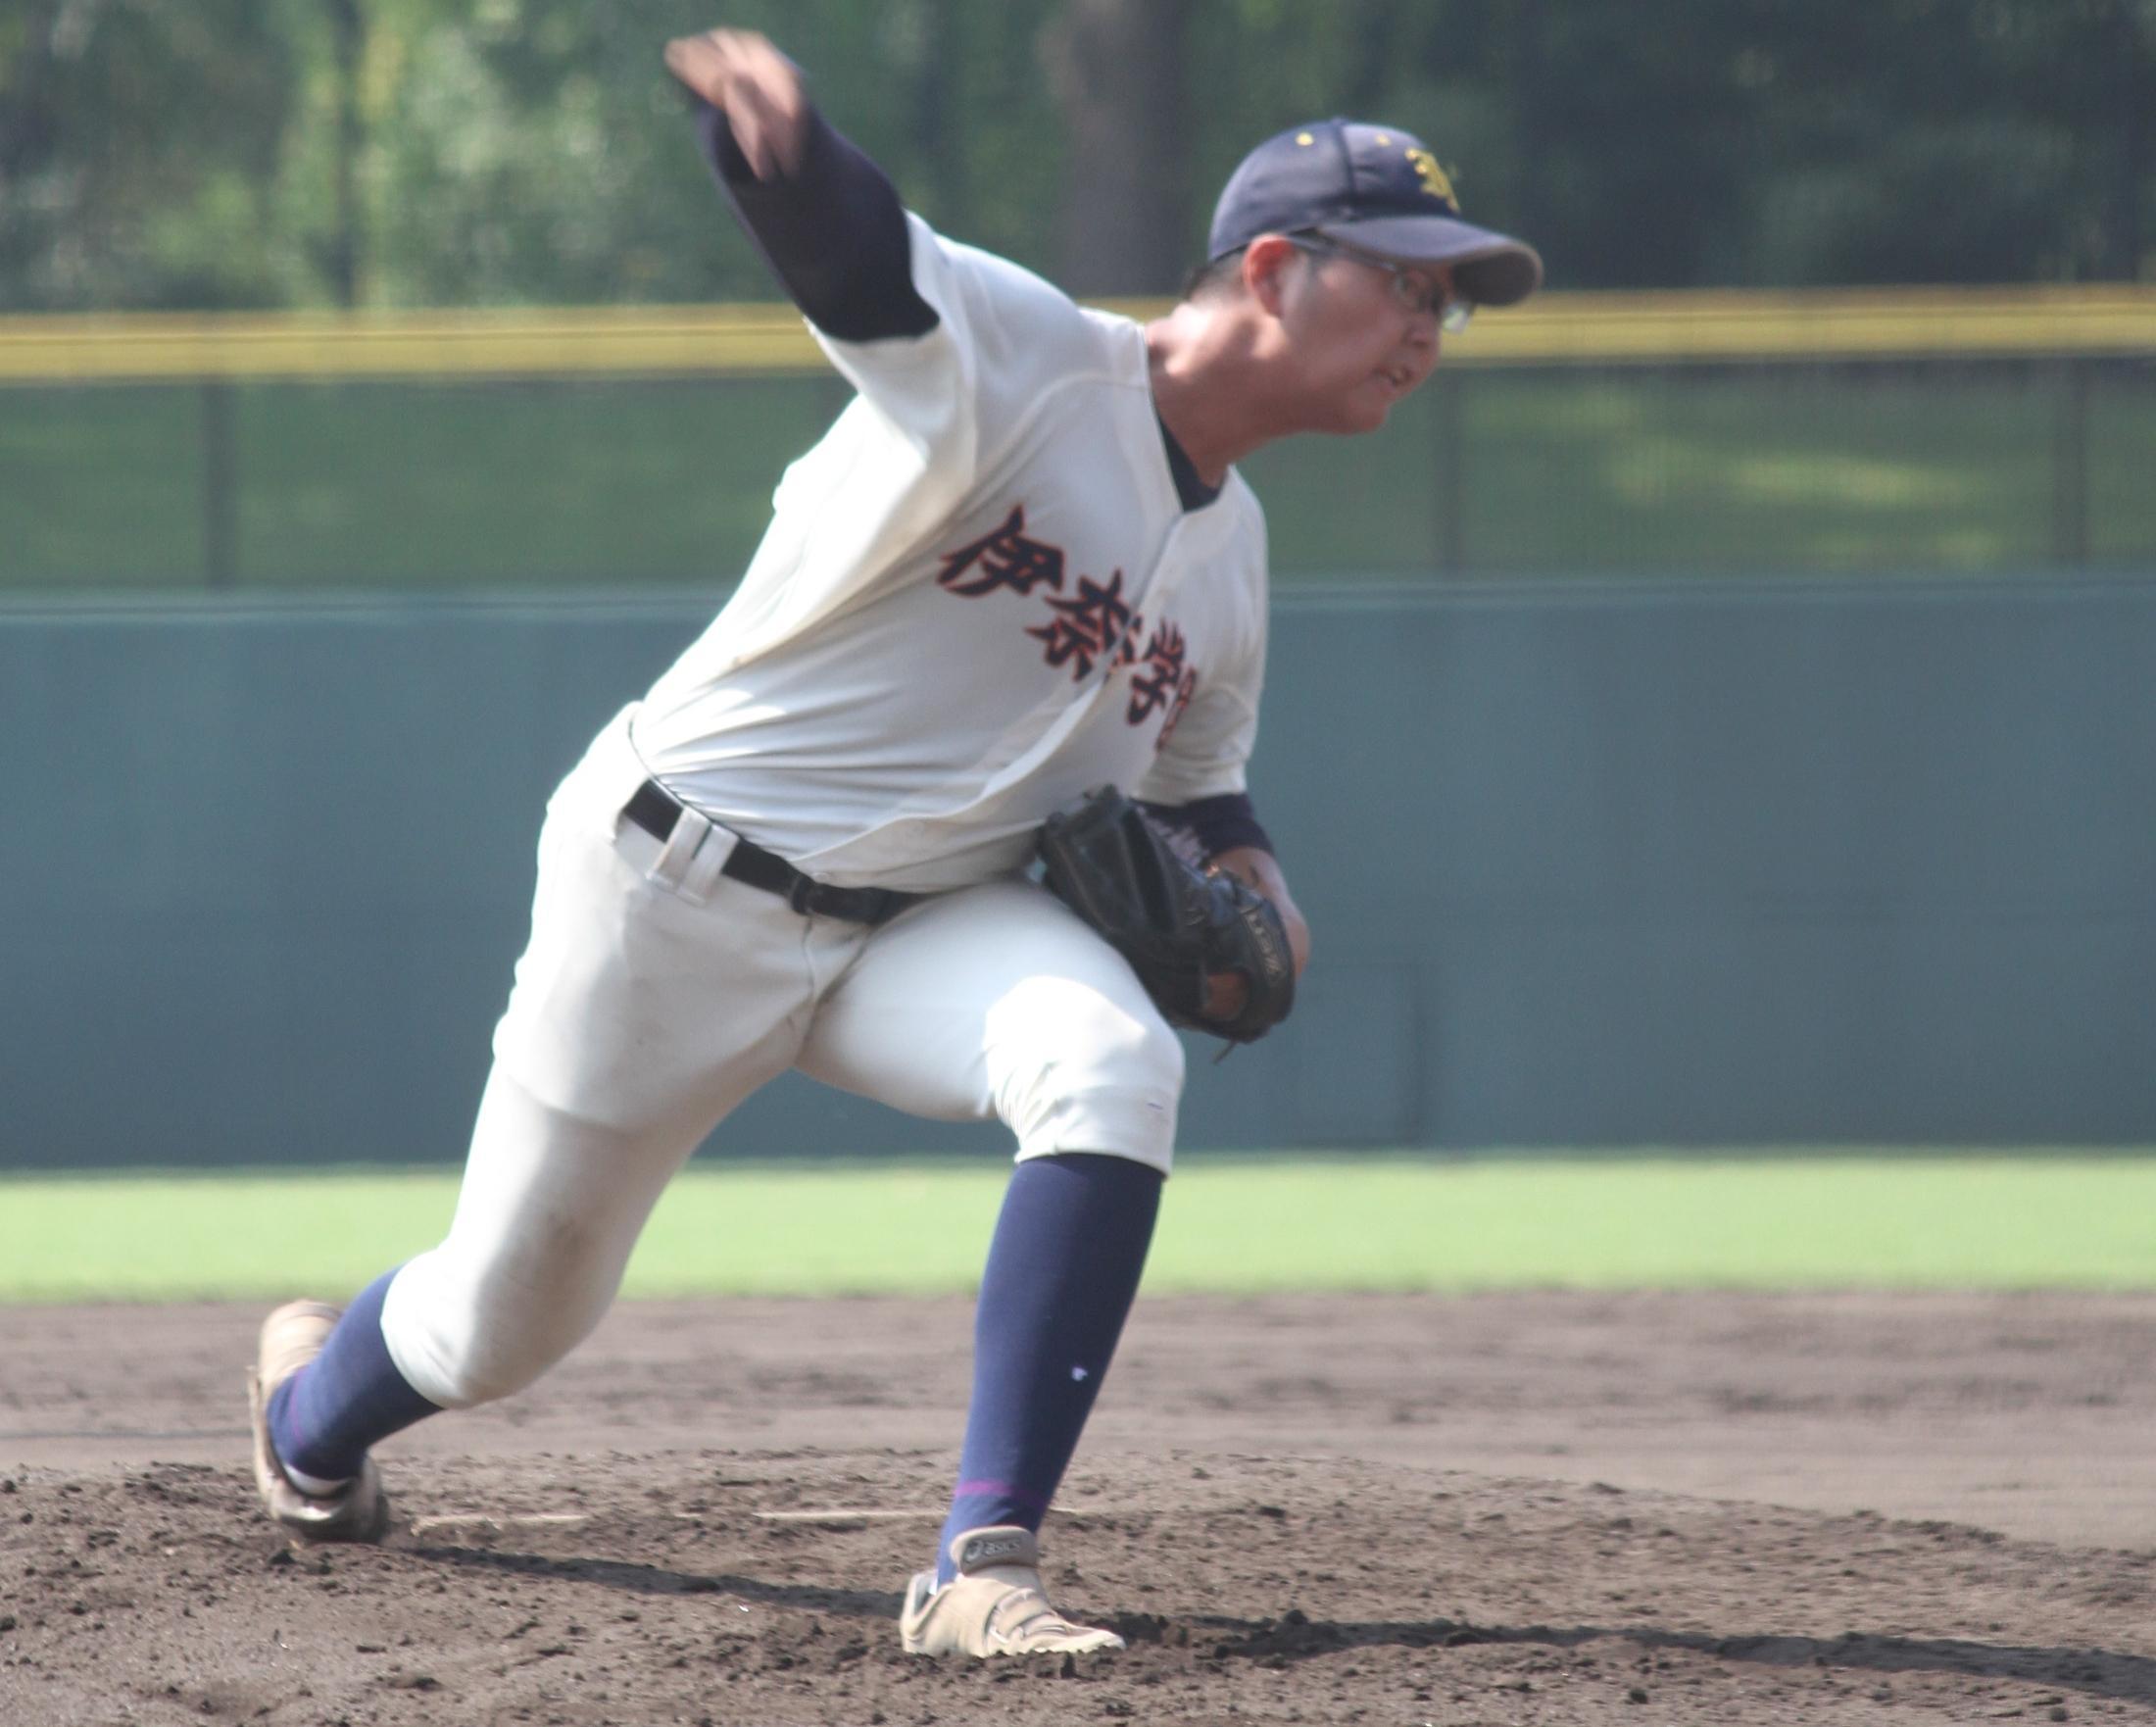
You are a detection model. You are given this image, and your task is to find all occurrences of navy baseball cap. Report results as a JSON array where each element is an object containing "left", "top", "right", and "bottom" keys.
[{"left": 1209, "top": 119, "right": 1544, "bottom": 308}]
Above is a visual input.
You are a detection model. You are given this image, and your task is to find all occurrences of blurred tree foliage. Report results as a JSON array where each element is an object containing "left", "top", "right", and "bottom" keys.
[{"left": 1, "top": 0, "right": 2148, "bottom": 311}]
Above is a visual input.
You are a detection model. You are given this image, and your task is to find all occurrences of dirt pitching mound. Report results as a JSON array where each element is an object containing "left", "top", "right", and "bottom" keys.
[{"left": 6, "top": 1292, "right": 2156, "bottom": 1724}]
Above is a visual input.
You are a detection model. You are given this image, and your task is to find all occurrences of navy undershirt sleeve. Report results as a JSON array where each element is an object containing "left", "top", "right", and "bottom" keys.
[
  {"left": 1139, "top": 792, "right": 1273, "bottom": 864},
  {"left": 692, "top": 97, "right": 937, "bottom": 343},
  {"left": 694, "top": 98, "right": 1221, "bottom": 507}
]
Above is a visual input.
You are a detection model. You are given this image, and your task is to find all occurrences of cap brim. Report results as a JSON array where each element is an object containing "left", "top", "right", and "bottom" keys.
[{"left": 1316, "top": 214, "right": 1544, "bottom": 307}]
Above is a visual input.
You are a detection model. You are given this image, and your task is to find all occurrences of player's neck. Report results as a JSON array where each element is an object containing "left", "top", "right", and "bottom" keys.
[{"left": 1145, "top": 303, "right": 1320, "bottom": 483}]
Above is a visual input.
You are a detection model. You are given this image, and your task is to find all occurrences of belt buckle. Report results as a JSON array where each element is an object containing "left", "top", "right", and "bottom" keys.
[{"left": 786, "top": 874, "right": 819, "bottom": 916}]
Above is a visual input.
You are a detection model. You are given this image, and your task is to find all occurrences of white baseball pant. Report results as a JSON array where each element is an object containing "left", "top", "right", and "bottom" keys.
[{"left": 378, "top": 708, "right": 1183, "bottom": 1409}]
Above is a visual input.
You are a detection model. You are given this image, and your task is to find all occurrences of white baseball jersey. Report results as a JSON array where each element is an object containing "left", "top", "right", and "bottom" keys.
[{"left": 630, "top": 213, "right": 1271, "bottom": 894}]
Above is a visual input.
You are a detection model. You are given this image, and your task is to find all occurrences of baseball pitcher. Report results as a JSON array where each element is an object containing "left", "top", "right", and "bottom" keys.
[{"left": 245, "top": 25, "right": 1542, "bottom": 1657}]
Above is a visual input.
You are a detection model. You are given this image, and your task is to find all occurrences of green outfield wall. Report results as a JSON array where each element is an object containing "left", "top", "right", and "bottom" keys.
[{"left": 2, "top": 575, "right": 2151, "bottom": 1170}]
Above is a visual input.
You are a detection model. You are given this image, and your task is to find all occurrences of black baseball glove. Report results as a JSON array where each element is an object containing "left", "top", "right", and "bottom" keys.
[{"left": 1037, "top": 785, "right": 1297, "bottom": 1044}]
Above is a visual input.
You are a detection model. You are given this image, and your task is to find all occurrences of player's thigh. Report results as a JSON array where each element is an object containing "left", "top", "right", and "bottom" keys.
[
  {"left": 389, "top": 719, "right": 824, "bottom": 1403},
  {"left": 398, "top": 893, "right": 816, "bottom": 1408},
  {"left": 381, "top": 1058, "right": 784, "bottom": 1407},
  {"left": 795, "top": 879, "right": 1184, "bottom": 1170}
]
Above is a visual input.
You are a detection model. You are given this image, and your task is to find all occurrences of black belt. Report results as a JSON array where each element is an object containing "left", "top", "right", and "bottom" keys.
[{"left": 622, "top": 778, "right": 921, "bottom": 927}]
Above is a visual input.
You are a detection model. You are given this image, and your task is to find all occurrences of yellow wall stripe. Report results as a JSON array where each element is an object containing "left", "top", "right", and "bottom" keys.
[
  {"left": 0, "top": 287, "right": 2149, "bottom": 384},
  {"left": 1459, "top": 286, "right": 2156, "bottom": 364}
]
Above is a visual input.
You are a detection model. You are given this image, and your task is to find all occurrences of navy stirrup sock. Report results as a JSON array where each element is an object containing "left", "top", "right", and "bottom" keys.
[
  {"left": 267, "top": 1267, "right": 442, "bottom": 1486},
  {"left": 935, "top": 1152, "right": 1163, "bottom": 1585}
]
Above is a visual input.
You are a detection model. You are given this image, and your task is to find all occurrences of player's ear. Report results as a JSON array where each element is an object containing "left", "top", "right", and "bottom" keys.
[{"left": 1241, "top": 235, "right": 1302, "bottom": 316}]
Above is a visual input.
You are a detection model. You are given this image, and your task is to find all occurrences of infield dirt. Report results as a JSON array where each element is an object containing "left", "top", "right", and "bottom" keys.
[{"left": 6, "top": 1291, "right": 2156, "bottom": 1725}]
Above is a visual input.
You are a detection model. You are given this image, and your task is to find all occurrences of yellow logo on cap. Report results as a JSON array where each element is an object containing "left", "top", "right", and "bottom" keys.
[{"left": 1406, "top": 147, "right": 1456, "bottom": 207}]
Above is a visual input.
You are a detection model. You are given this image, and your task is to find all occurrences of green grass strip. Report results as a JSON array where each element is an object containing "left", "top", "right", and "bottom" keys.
[{"left": 2, "top": 1156, "right": 2154, "bottom": 1305}]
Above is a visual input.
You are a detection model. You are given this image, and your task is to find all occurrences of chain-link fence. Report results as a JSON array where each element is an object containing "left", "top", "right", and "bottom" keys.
[{"left": 4, "top": 293, "right": 2152, "bottom": 591}]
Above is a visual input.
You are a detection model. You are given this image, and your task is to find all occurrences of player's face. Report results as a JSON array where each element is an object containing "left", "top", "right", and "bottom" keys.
[{"left": 1273, "top": 241, "right": 1448, "bottom": 434}]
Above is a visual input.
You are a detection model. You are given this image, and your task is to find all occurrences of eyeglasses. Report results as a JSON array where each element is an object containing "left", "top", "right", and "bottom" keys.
[{"left": 1288, "top": 231, "right": 1473, "bottom": 334}]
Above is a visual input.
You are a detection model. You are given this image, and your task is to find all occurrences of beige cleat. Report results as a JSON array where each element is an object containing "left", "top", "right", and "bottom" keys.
[
  {"left": 246, "top": 1300, "right": 389, "bottom": 1543},
  {"left": 899, "top": 1525, "right": 1125, "bottom": 1657}
]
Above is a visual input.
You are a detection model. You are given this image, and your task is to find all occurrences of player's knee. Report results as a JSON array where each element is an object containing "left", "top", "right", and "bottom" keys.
[
  {"left": 382, "top": 1248, "right": 611, "bottom": 1409},
  {"left": 989, "top": 981, "right": 1184, "bottom": 1169},
  {"left": 410, "top": 1324, "right": 556, "bottom": 1409}
]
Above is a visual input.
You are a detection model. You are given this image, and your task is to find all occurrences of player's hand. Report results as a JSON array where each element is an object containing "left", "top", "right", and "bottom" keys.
[
  {"left": 1209, "top": 847, "right": 1312, "bottom": 976},
  {"left": 1200, "top": 847, "right": 1309, "bottom": 1023},
  {"left": 662, "top": 28, "right": 809, "bottom": 180}
]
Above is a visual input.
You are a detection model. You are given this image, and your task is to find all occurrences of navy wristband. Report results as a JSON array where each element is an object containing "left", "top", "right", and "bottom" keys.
[{"left": 1138, "top": 793, "right": 1272, "bottom": 865}]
